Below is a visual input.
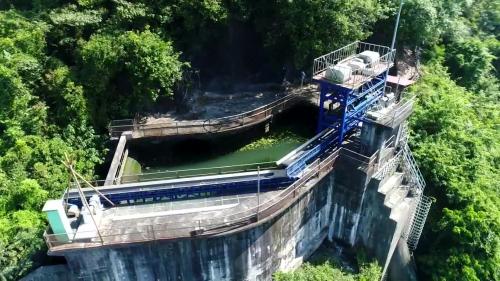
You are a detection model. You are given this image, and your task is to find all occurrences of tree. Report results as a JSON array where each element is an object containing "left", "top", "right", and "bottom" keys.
[
  {"left": 80, "top": 30, "right": 186, "bottom": 125},
  {"left": 408, "top": 64, "right": 499, "bottom": 281},
  {"left": 445, "top": 38, "right": 495, "bottom": 91},
  {"left": 0, "top": 10, "right": 103, "bottom": 281},
  {"left": 248, "top": 0, "right": 390, "bottom": 69}
]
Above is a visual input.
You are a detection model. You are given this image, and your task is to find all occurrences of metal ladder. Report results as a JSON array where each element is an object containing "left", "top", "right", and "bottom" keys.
[
  {"left": 404, "top": 195, "right": 432, "bottom": 250},
  {"left": 400, "top": 143, "right": 431, "bottom": 250},
  {"left": 401, "top": 143, "right": 425, "bottom": 195}
]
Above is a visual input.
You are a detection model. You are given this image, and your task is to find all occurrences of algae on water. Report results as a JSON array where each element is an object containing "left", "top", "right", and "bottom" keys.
[{"left": 239, "top": 130, "right": 307, "bottom": 152}]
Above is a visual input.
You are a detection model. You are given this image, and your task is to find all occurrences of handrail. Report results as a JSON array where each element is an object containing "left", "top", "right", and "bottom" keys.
[
  {"left": 69, "top": 161, "right": 278, "bottom": 189},
  {"left": 118, "top": 161, "right": 278, "bottom": 183},
  {"left": 109, "top": 91, "right": 306, "bottom": 138},
  {"left": 313, "top": 41, "right": 395, "bottom": 89},
  {"left": 373, "top": 149, "right": 402, "bottom": 181},
  {"left": 45, "top": 148, "right": 341, "bottom": 251},
  {"left": 402, "top": 143, "right": 426, "bottom": 192}
]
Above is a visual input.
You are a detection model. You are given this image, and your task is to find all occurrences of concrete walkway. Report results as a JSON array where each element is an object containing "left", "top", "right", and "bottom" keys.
[{"left": 109, "top": 85, "right": 318, "bottom": 139}]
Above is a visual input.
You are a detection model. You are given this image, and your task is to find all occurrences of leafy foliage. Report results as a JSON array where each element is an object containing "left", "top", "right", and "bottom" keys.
[
  {"left": 444, "top": 38, "right": 496, "bottom": 91},
  {"left": 80, "top": 30, "right": 186, "bottom": 124},
  {"left": 273, "top": 258, "right": 381, "bottom": 281},
  {"left": 239, "top": 130, "right": 306, "bottom": 152},
  {"left": 0, "top": 10, "right": 103, "bottom": 280},
  {"left": 246, "top": 0, "right": 390, "bottom": 69},
  {"left": 0, "top": 0, "right": 499, "bottom": 280},
  {"left": 408, "top": 64, "right": 499, "bottom": 281}
]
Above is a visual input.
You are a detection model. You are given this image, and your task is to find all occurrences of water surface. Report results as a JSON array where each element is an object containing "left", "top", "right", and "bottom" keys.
[{"left": 122, "top": 105, "right": 317, "bottom": 182}]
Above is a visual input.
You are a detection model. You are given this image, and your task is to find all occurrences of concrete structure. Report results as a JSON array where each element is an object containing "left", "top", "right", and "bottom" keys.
[
  {"left": 35, "top": 96, "right": 428, "bottom": 281},
  {"left": 34, "top": 42, "right": 431, "bottom": 281},
  {"left": 105, "top": 132, "right": 131, "bottom": 185},
  {"left": 108, "top": 87, "right": 315, "bottom": 140}
]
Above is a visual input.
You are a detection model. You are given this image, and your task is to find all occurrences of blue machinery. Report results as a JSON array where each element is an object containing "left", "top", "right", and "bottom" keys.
[
  {"left": 284, "top": 41, "right": 395, "bottom": 178},
  {"left": 67, "top": 42, "right": 395, "bottom": 207}
]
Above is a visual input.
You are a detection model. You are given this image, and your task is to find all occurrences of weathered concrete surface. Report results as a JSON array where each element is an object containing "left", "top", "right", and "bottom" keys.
[
  {"left": 63, "top": 175, "right": 336, "bottom": 281},
  {"left": 21, "top": 265, "right": 74, "bottom": 281},
  {"left": 34, "top": 97, "right": 419, "bottom": 280},
  {"left": 43, "top": 144, "right": 417, "bottom": 280},
  {"left": 105, "top": 133, "right": 130, "bottom": 185},
  {"left": 388, "top": 239, "right": 418, "bottom": 281}
]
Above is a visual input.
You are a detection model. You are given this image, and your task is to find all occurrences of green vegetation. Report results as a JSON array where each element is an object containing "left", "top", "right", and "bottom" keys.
[
  {"left": 121, "top": 156, "right": 141, "bottom": 183},
  {"left": 0, "top": 10, "right": 103, "bottom": 279},
  {"left": 239, "top": 130, "right": 306, "bottom": 152},
  {"left": 274, "top": 244, "right": 382, "bottom": 281},
  {"left": 0, "top": 0, "right": 498, "bottom": 280},
  {"left": 399, "top": 1, "right": 499, "bottom": 280},
  {"left": 274, "top": 261, "right": 381, "bottom": 281},
  {"left": 409, "top": 64, "right": 499, "bottom": 281}
]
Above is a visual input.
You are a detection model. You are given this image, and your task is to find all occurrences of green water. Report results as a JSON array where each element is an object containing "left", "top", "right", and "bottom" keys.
[{"left": 122, "top": 105, "right": 316, "bottom": 182}]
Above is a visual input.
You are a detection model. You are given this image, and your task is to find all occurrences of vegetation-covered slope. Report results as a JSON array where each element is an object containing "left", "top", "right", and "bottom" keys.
[{"left": 0, "top": 0, "right": 498, "bottom": 280}]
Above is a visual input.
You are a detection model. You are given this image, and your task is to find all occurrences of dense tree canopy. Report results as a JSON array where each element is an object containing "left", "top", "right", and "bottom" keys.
[
  {"left": 0, "top": 0, "right": 498, "bottom": 280},
  {"left": 0, "top": 9, "right": 102, "bottom": 280},
  {"left": 408, "top": 65, "right": 499, "bottom": 281}
]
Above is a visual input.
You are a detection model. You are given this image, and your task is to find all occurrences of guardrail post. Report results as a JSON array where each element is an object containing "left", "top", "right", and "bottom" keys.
[
  {"left": 150, "top": 225, "right": 155, "bottom": 240},
  {"left": 257, "top": 166, "right": 261, "bottom": 221}
]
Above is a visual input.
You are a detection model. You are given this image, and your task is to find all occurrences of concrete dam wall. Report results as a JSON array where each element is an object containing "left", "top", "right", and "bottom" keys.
[
  {"left": 62, "top": 174, "right": 335, "bottom": 281},
  {"left": 29, "top": 140, "right": 419, "bottom": 281},
  {"left": 28, "top": 90, "right": 425, "bottom": 281}
]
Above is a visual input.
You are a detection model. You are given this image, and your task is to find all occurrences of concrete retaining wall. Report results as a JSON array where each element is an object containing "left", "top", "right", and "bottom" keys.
[{"left": 62, "top": 175, "right": 335, "bottom": 281}]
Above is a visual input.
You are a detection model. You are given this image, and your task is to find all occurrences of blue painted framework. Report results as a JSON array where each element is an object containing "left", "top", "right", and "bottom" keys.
[
  {"left": 67, "top": 176, "right": 294, "bottom": 208},
  {"left": 285, "top": 128, "right": 340, "bottom": 178},
  {"left": 285, "top": 73, "right": 388, "bottom": 178},
  {"left": 315, "top": 73, "right": 387, "bottom": 142}
]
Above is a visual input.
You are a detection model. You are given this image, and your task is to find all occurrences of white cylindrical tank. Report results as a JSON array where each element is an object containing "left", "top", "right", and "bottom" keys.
[
  {"left": 325, "top": 64, "right": 351, "bottom": 83},
  {"left": 358, "top": 51, "right": 380, "bottom": 65},
  {"left": 347, "top": 58, "right": 366, "bottom": 72}
]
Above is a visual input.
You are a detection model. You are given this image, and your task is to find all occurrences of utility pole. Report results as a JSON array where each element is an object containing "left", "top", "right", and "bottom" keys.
[
  {"left": 391, "top": 0, "right": 404, "bottom": 53},
  {"left": 384, "top": 0, "right": 404, "bottom": 91}
]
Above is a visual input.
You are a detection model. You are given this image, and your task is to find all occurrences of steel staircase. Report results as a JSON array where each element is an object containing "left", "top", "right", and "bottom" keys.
[
  {"left": 401, "top": 143, "right": 425, "bottom": 195},
  {"left": 372, "top": 127, "right": 431, "bottom": 252}
]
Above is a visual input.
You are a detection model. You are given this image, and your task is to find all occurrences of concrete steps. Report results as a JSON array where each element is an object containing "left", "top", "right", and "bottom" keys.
[
  {"left": 389, "top": 198, "right": 411, "bottom": 222},
  {"left": 376, "top": 172, "right": 411, "bottom": 217},
  {"left": 385, "top": 186, "right": 409, "bottom": 208},
  {"left": 378, "top": 173, "right": 403, "bottom": 195}
]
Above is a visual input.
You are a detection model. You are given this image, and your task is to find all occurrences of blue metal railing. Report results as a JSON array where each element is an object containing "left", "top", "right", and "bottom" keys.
[{"left": 286, "top": 128, "right": 340, "bottom": 178}]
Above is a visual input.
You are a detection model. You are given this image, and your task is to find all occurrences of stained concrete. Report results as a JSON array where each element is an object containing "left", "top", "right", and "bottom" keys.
[
  {"left": 28, "top": 96, "right": 421, "bottom": 281},
  {"left": 34, "top": 142, "right": 419, "bottom": 280},
  {"left": 62, "top": 174, "right": 336, "bottom": 281}
]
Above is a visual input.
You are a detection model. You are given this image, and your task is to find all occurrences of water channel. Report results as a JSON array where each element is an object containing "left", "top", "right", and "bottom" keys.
[{"left": 121, "top": 104, "right": 317, "bottom": 182}]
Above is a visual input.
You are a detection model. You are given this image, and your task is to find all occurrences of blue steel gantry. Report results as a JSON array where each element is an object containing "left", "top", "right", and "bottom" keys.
[
  {"left": 284, "top": 42, "right": 395, "bottom": 178},
  {"left": 313, "top": 41, "right": 395, "bottom": 142}
]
